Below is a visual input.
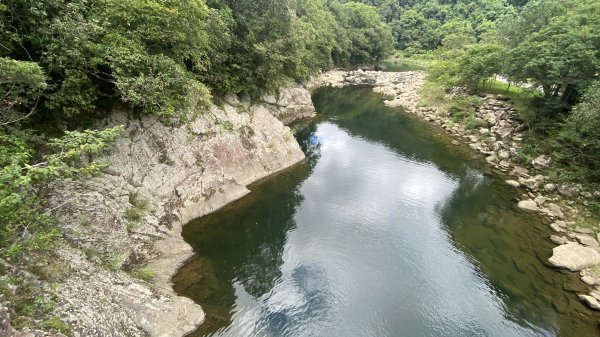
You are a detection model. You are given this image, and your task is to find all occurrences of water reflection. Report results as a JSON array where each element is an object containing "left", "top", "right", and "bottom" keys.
[{"left": 173, "top": 86, "right": 600, "bottom": 337}]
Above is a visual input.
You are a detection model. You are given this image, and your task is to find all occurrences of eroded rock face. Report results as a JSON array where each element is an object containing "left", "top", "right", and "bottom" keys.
[
  {"left": 260, "top": 86, "right": 316, "bottom": 125},
  {"left": 45, "top": 86, "right": 312, "bottom": 337},
  {"left": 548, "top": 243, "right": 600, "bottom": 271}
]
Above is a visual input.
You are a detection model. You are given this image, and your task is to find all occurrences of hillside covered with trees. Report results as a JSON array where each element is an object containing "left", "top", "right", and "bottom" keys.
[{"left": 2, "top": 0, "right": 600, "bottom": 333}]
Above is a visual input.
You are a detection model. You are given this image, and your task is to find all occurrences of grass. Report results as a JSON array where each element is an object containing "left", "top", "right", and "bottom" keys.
[
  {"left": 131, "top": 267, "right": 155, "bottom": 281},
  {"left": 419, "top": 80, "right": 450, "bottom": 108},
  {"left": 128, "top": 191, "right": 151, "bottom": 212},
  {"left": 0, "top": 275, "right": 71, "bottom": 336},
  {"left": 43, "top": 316, "right": 71, "bottom": 335},
  {"left": 484, "top": 79, "right": 539, "bottom": 122},
  {"left": 447, "top": 96, "right": 483, "bottom": 128},
  {"left": 124, "top": 191, "right": 151, "bottom": 232},
  {"left": 124, "top": 208, "right": 142, "bottom": 223},
  {"left": 78, "top": 214, "right": 91, "bottom": 226},
  {"left": 104, "top": 253, "right": 125, "bottom": 271},
  {"left": 126, "top": 221, "right": 139, "bottom": 233}
]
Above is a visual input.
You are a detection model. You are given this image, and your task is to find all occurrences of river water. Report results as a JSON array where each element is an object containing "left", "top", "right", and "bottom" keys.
[{"left": 173, "top": 86, "right": 599, "bottom": 337}]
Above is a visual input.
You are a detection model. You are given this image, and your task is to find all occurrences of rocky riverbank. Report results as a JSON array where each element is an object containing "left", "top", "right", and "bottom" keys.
[
  {"left": 2, "top": 86, "right": 315, "bottom": 337},
  {"left": 312, "top": 69, "right": 600, "bottom": 314}
]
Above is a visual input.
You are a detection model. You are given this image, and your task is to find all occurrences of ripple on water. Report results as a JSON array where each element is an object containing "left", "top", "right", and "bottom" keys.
[{"left": 173, "top": 86, "right": 600, "bottom": 337}]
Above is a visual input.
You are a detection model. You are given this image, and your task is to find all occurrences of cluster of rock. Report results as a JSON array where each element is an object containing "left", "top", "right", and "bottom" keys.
[
  {"left": 313, "top": 69, "right": 600, "bottom": 314},
  {"left": 5, "top": 86, "right": 315, "bottom": 337},
  {"left": 419, "top": 94, "right": 600, "bottom": 313},
  {"left": 308, "top": 69, "right": 425, "bottom": 111}
]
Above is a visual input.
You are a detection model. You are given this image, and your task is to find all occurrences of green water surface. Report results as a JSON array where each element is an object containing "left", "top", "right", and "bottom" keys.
[{"left": 173, "top": 86, "right": 600, "bottom": 337}]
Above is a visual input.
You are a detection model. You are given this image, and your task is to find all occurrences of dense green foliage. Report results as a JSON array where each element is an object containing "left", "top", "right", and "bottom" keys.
[
  {"left": 339, "top": 0, "right": 515, "bottom": 52},
  {"left": 1, "top": 0, "right": 393, "bottom": 121},
  {"left": 558, "top": 82, "right": 600, "bottom": 181}
]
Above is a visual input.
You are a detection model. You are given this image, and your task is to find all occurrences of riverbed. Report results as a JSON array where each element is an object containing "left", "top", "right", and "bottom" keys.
[{"left": 173, "top": 86, "right": 599, "bottom": 337}]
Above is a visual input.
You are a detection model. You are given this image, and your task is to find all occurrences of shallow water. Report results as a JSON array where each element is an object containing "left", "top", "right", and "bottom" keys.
[{"left": 173, "top": 86, "right": 600, "bottom": 337}]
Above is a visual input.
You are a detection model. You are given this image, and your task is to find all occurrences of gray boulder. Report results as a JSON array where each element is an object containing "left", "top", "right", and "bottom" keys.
[{"left": 532, "top": 155, "right": 552, "bottom": 170}]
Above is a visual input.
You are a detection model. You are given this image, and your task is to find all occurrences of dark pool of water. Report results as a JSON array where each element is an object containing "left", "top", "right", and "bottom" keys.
[{"left": 173, "top": 86, "right": 600, "bottom": 337}]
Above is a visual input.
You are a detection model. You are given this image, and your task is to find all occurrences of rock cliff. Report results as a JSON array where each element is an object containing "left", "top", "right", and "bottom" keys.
[{"left": 39, "top": 85, "right": 314, "bottom": 337}]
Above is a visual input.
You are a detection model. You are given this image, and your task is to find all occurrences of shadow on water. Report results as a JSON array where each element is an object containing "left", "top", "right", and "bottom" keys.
[
  {"left": 172, "top": 124, "right": 321, "bottom": 336},
  {"left": 173, "top": 86, "right": 600, "bottom": 337}
]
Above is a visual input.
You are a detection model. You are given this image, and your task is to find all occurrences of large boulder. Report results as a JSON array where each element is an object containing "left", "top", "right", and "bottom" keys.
[{"left": 548, "top": 242, "right": 600, "bottom": 271}]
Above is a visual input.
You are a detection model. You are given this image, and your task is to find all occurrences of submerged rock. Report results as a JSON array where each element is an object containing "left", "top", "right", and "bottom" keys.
[{"left": 548, "top": 243, "right": 600, "bottom": 271}]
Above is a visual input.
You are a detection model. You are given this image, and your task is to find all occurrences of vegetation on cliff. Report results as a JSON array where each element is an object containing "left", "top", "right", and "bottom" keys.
[{"left": 2, "top": 0, "right": 600, "bottom": 333}]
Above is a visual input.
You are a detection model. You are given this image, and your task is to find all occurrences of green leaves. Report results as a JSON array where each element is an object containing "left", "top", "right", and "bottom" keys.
[
  {"left": 0, "top": 126, "right": 123, "bottom": 261},
  {"left": 0, "top": 58, "right": 47, "bottom": 126},
  {"left": 331, "top": 2, "right": 394, "bottom": 65}
]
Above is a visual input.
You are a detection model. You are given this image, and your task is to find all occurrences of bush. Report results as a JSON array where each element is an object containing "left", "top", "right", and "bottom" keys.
[
  {"left": 131, "top": 267, "right": 155, "bottom": 281},
  {"left": 558, "top": 81, "right": 600, "bottom": 181}
]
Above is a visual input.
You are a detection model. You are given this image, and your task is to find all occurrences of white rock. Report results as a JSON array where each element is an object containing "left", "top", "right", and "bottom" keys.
[
  {"left": 534, "top": 196, "right": 546, "bottom": 205},
  {"left": 518, "top": 199, "right": 538, "bottom": 212},
  {"left": 578, "top": 295, "right": 600, "bottom": 310},
  {"left": 575, "top": 234, "right": 600, "bottom": 247},
  {"left": 549, "top": 223, "right": 563, "bottom": 233},
  {"left": 550, "top": 235, "right": 567, "bottom": 245},
  {"left": 548, "top": 243, "right": 600, "bottom": 271},
  {"left": 498, "top": 150, "right": 511, "bottom": 160},
  {"left": 581, "top": 275, "right": 600, "bottom": 286},
  {"left": 505, "top": 180, "right": 520, "bottom": 187}
]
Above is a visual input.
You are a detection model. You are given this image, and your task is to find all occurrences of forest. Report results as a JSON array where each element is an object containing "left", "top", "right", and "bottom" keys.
[{"left": 1, "top": 0, "right": 600, "bottom": 332}]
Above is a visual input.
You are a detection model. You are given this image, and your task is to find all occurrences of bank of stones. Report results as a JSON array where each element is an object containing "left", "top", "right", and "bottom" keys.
[{"left": 313, "top": 69, "right": 600, "bottom": 313}]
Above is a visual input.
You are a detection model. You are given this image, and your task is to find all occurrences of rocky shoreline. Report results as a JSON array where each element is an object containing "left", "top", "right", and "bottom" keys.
[
  {"left": 2, "top": 86, "right": 315, "bottom": 337},
  {"left": 5, "top": 69, "right": 599, "bottom": 336},
  {"left": 312, "top": 69, "right": 600, "bottom": 314}
]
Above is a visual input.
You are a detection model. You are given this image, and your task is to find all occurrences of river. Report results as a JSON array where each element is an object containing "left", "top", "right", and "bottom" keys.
[{"left": 173, "top": 85, "right": 599, "bottom": 337}]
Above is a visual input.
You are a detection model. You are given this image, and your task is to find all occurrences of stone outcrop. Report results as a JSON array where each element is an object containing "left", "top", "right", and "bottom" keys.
[
  {"left": 260, "top": 87, "right": 316, "bottom": 124},
  {"left": 42, "top": 85, "right": 314, "bottom": 336}
]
